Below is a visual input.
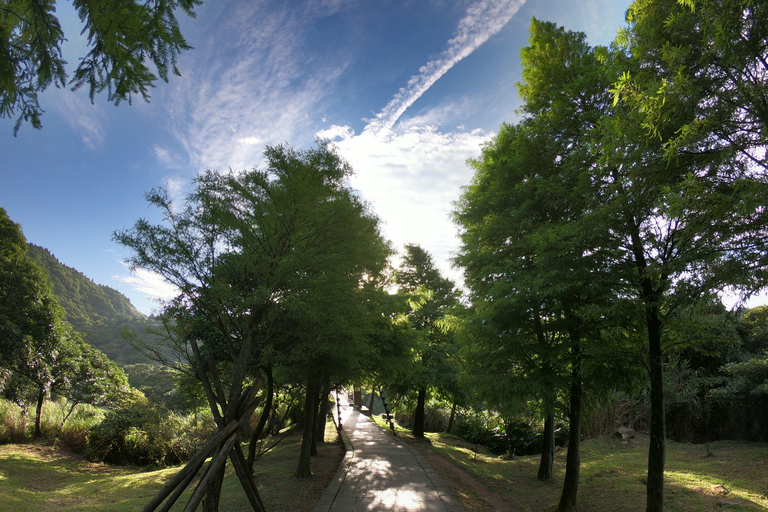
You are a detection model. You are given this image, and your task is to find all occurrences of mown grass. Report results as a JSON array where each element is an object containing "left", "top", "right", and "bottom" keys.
[
  {"left": 371, "top": 415, "right": 768, "bottom": 511},
  {"left": 0, "top": 421, "right": 342, "bottom": 512}
]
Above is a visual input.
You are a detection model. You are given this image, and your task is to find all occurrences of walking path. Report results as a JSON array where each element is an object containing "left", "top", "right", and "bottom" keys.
[{"left": 314, "top": 408, "right": 465, "bottom": 512}]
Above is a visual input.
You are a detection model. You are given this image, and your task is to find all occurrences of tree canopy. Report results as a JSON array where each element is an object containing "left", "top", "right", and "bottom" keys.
[
  {"left": 1, "top": 0, "right": 200, "bottom": 134},
  {"left": 454, "top": 6, "right": 768, "bottom": 510},
  {"left": 115, "top": 141, "right": 391, "bottom": 512}
]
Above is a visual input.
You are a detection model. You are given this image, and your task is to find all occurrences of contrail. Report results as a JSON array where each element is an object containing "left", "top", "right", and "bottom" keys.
[{"left": 366, "top": 0, "right": 527, "bottom": 134}]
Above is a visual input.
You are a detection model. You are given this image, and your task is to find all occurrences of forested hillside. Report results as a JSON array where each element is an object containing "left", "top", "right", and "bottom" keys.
[{"left": 27, "top": 244, "right": 151, "bottom": 364}]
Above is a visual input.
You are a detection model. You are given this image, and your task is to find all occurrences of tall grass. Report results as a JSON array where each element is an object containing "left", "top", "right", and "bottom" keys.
[
  {"left": 0, "top": 398, "right": 104, "bottom": 447},
  {"left": 0, "top": 400, "right": 28, "bottom": 443}
]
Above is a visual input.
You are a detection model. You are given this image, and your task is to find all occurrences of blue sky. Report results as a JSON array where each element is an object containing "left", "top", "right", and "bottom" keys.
[{"left": 1, "top": 0, "right": 635, "bottom": 315}]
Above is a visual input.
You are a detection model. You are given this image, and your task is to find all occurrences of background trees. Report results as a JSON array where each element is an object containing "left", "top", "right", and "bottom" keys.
[
  {"left": 0, "top": 207, "right": 127, "bottom": 438},
  {"left": 392, "top": 243, "right": 461, "bottom": 438}
]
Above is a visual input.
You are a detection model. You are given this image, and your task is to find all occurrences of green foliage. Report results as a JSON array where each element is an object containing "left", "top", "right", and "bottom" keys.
[
  {"left": 123, "top": 363, "right": 202, "bottom": 412},
  {"left": 0, "top": 0, "right": 200, "bottom": 134},
  {"left": 114, "top": 141, "right": 392, "bottom": 504},
  {"left": 389, "top": 244, "right": 461, "bottom": 437},
  {"left": 27, "top": 245, "right": 145, "bottom": 326},
  {"left": 0, "top": 399, "right": 28, "bottom": 443},
  {"left": 87, "top": 389, "right": 214, "bottom": 467}
]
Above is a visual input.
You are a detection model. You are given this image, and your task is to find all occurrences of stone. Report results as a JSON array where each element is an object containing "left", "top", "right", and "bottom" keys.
[{"left": 614, "top": 426, "right": 635, "bottom": 440}]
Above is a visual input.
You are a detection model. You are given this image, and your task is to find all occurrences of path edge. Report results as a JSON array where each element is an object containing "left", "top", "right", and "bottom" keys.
[{"left": 312, "top": 416, "right": 355, "bottom": 511}]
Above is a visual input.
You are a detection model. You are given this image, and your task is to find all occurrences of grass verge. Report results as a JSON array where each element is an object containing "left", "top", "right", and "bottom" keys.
[
  {"left": 0, "top": 422, "right": 343, "bottom": 512},
  {"left": 371, "top": 415, "right": 768, "bottom": 512}
]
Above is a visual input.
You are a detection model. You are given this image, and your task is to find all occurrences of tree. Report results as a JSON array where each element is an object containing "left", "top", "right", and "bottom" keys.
[
  {"left": 1, "top": 0, "right": 200, "bottom": 134},
  {"left": 115, "top": 141, "right": 389, "bottom": 512},
  {"left": 0, "top": 208, "right": 60, "bottom": 388},
  {"left": 1, "top": 207, "right": 66, "bottom": 438},
  {"left": 613, "top": 0, "right": 768, "bottom": 175},
  {"left": 56, "top": 338, "right": 129, "bottom": 424},
  {"left": 454, "top": 121, "right": 571, "bottom": 481},
  {"left": 606, "top": 3, "right": 768, "bottom": 509},
  {"left": 393, "top": 244, "right": 460, "bottom": 438}
]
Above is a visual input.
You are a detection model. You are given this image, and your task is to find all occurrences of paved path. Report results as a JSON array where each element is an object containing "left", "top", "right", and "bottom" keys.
[{"left": 314, "top": 408, "right": 464, "bottom": 512}]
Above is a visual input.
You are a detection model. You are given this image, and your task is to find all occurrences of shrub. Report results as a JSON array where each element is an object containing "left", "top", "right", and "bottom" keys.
[{"left": 87, "top": 389, "right": 215, "bottom": 467}]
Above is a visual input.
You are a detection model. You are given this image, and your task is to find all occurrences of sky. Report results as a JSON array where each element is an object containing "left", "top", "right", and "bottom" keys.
[{"left": 3, "top": 0, "right": 641, "bottom": 316}]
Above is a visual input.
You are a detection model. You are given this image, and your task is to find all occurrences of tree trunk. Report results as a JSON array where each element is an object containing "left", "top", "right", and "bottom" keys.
[
  {"left": 558, "top": 341, "right": 582, "bottom": 511},
  {"left": 446, "top": 400, "right": 457, "bottom": 434},
  {"left": 538, "top": 411, "right": 555, "bottom": 481},
  {"left": 202, "top": 461, "right": 226, "bottom": 512},
  {"left": 413, "top": 387, "right": 426, "bottom": 438},
  {"left": 34, "top": 388, "right": 45, "bottom": 439},
  {"left": 313, "top": 383, "right": 331, "bottom": 452},
  {"left": 646, "top": 307, "right": 666, "bottom": 512},
  {"left": 295, "top": 378, "right": 318, "bottom": 478},
  {"left": 248, "top": 367, "right": 274, "bottom": 471},
  {"left": 368, "top": 388, "right": 376, "bottom": 413}
]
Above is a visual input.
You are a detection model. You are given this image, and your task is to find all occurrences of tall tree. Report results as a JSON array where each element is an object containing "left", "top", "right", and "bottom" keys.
[
  {"left": 394, "top": 244, "right": 460, "bottom": 438},
  {"left": 116, "top": 141, "right": 389, "bottom": 512},
  {"left": 1, "top": 0, "right": 200, "bottom": 134},
  {"left": 608, "top": 3, "right": 768, "bottom": 509}
]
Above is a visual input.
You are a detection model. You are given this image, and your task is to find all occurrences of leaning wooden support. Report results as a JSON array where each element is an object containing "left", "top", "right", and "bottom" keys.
[
  {"left": 183, "top": 433, "right": 239, "bottom": 512},
  {"left": 158, "top": 456, "right": 206, "bottom": 512},
  {"left": 230, "top": 443, "right": 266, "bottom": 512},
  {"left": 142, "top": 420, "right": 239, "bottom": 512}
]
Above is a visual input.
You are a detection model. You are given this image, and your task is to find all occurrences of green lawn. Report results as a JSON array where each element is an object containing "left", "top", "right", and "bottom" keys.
[
  {"left": 0, "top": 423, "right": 342, "bottom": 512},
  {"left": 372, "top": 415, "right": 768, "bottom": 511}
]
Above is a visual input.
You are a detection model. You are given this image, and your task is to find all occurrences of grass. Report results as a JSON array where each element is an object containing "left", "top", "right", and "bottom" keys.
[
  {"left": 371, "top": 415, "right": 768, "bottom": 511},
  {"left": 0, "top": 421, "right": 343, "bottom": 512}
]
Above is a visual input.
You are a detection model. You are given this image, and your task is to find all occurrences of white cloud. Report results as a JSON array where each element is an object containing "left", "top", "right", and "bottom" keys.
[
  {"left": 114, "top": 264, "right": 179, "bottom": 305},
  {"left": 326, "top": 121, "right": 493, "bottom": 286},
  {"left": 237, "top": 136, "right": 262, "bottom": 146},
  {"left": 367, "top": 0, "right": 527, "bottom": 133},
  {"left": 160, "top": 176, "right": 190, "bottom": 210}
]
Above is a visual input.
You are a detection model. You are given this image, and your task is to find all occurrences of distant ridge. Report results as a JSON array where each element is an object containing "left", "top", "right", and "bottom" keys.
[{"left": 27, "top": 244, "right": 150, "bottom": 364}]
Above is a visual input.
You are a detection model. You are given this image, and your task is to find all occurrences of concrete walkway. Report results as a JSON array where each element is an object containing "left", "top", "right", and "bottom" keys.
[{"left": 314, "top": 408, "right": 464, "bottom": 512}]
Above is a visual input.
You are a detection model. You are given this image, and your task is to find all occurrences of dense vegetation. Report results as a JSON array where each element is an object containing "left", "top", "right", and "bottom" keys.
[{"left": 26, "top": 244, "right": 152, "bottom": 365}]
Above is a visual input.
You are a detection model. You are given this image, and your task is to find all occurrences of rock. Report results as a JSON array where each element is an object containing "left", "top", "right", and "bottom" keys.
[{"left": 614, "top": 426, "right": 635, "bottom": 440}]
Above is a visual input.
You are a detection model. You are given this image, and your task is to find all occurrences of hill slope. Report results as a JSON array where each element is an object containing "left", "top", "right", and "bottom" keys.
[{"left": 27, "top": 244, "right": 150, "bottom": 364}]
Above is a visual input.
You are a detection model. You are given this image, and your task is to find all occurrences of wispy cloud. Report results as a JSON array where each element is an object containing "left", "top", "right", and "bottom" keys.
[
  {"left": 316, "top": 1, "right": 525, "bottom": 281},
  {"left": 164, "top": 2, "right": 350, "bottom": 172},
  {"left": 54, "top": 91, "right": 105, "bottom": 149},
  {"left": 366, "top": 0, "right": 527, "bottom": 134}
]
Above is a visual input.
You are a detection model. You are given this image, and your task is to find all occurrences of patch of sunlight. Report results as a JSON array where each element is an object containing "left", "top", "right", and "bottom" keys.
[{"left": 667, "top": 470, "right": 767, "bottom": 507}]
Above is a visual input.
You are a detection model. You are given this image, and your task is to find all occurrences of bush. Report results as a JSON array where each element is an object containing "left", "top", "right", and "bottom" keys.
[{"left": 86, "top": 389, "right": 215, "bottom": 467}]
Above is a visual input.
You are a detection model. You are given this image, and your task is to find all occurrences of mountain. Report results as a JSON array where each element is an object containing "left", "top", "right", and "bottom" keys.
[{"left": 27, "top": 244, "right": 151, "bottom": 364}]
